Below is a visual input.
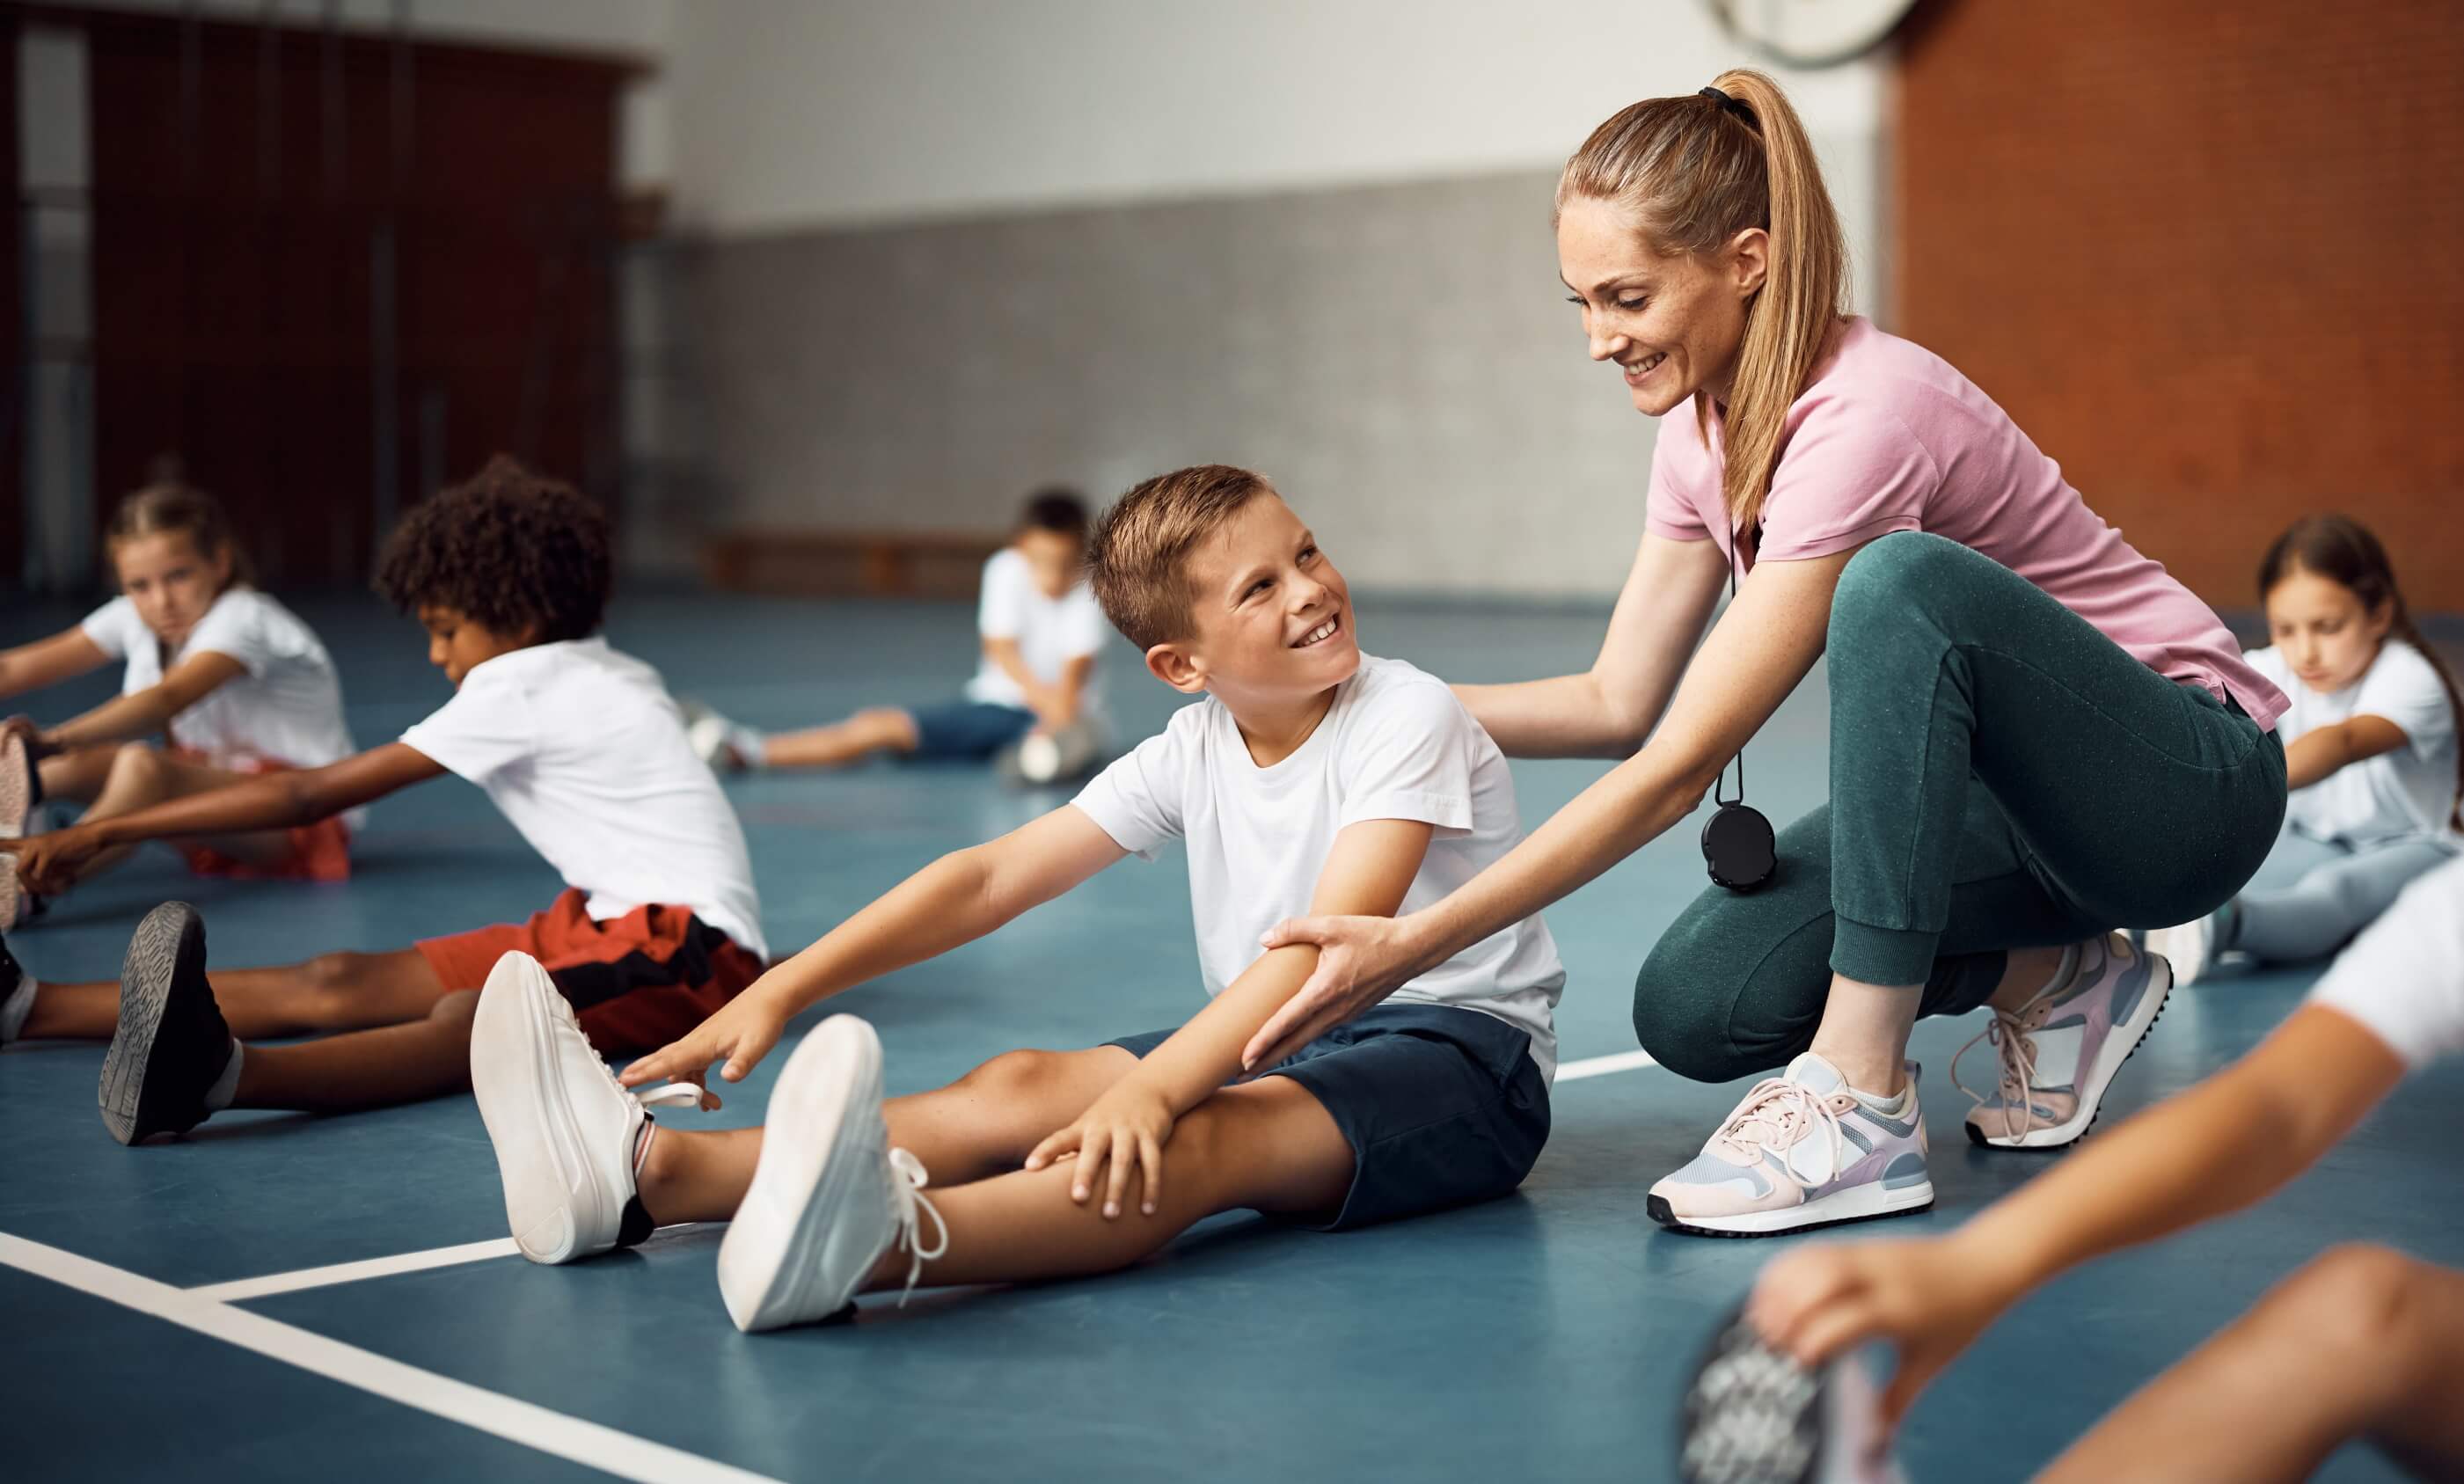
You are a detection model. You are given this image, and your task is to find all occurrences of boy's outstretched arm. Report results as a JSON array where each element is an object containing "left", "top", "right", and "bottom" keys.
[
  {"left": 619, "top": 804, "right": 1128, "bottom": 1091},
  {"left": 1, "top": 741, "right": 443, "bottom": 892},
  {"left": 982, "top": 639, "right": 1093, "bottom": 731},
  {"left": 1026, "top": 816, "right": 1433, "bottom": 1220}
]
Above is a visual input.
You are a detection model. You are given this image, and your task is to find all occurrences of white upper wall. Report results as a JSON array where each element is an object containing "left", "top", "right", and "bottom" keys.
[{"left": 667, "top": 0, "right": 1886, "bottom": 233}]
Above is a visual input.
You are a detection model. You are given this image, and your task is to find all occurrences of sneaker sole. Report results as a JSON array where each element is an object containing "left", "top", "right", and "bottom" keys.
[
  {"left": 470, "top": 952, "right": 623, "bottom": 1265},
  {"left": 1649, "top": 1178, "right": 1936, "bottom": 1238},
  {"left": 0, "top": 732, "right": 26, "bottom": 932},
  {"left": 99, "top": 903, "right": 208, "bottom": 1145},
  {"left": 717, "top": 1017, "right": 879, "bottom": 1334},
  {"left": 1966, "top": 954, "right": 2175, "bottom": 1151}
]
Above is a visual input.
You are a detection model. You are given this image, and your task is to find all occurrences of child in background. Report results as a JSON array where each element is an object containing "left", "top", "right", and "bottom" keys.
[
  {"left": 0, "top": 457, "right": 764, "bottom": 1148},
  {"left": 688, "top": 487, "right": 1109, "bottom": 778},
  {"left": 0, "top": 481, "right": 360, "bottom": 928},
  {"left": 1744, "top": 852, "right": 2464, "bottom": 1482},
  {"left": 468, "top": 464, "right": 1562, "bottom": 1332},
  {"left": 2148, "top": 515, "right": 2460, "bottom": 983}
]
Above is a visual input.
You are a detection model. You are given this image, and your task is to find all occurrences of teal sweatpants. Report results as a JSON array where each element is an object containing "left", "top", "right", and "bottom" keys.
[{"left": 1634, "top": 532, "right": 2285, "bottom": 1084}]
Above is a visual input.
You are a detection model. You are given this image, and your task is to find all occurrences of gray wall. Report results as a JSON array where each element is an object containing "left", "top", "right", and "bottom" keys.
[{"left": 670, "top": 169, "right": 1685, "bottom": 601}]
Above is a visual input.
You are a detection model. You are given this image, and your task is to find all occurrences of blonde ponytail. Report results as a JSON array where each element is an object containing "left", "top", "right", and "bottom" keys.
[{"left": 1557, "top": 69, "right": 1848, "bottom": 531}]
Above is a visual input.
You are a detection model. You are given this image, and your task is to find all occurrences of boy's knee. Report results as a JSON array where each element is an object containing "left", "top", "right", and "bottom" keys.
[
  {"left": 427, "top": 988, "right": 480, "bottom": 1034},
  {"left": 2266, "top": 1244, "right": 2420, "bottom": 1356},
  {"left": 961, "top": 1047, "right": 1062, "bottom": 1100}
]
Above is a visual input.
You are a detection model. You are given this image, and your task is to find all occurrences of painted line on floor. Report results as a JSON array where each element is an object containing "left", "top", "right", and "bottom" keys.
[
  {"left": 189, "top": 1237, "right": 523, "bottom": 1302},
  {"left": 1, "top": 1232, "right": 781, "bottom": 1484},
  {"left": 1555, "top": 1047, "right": 1659, "bottom": 1082}
]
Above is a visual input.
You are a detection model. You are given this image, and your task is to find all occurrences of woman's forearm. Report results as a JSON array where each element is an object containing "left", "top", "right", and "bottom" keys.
[
  {"left": 1414, "top": 740, "right": 1715, "bottom": 962},
  {"left": 1453, "top": 673, "right": 1650, "bottom": 759}
]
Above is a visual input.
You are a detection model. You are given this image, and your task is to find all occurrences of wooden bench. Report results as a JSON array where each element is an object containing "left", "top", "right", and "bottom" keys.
[{"left": 701, "top": 529, "right": 1007, "bottom": 600}]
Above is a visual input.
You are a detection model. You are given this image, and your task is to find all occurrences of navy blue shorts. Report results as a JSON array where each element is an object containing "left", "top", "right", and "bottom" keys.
[
  {"left": 1108, "top": 1003, "right": 1551, "bottom": 1232},
  {"left": 905, "top": 699, "right": 1038, "bottom": 761}
]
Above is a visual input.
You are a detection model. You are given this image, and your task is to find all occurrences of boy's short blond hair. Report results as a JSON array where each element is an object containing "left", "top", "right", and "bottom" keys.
[{"left": 1088, "top": 464, "right": 1273, "bottom": 652}]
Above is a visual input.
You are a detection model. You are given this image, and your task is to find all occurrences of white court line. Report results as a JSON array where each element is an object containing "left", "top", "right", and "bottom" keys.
[
  {"left": 190, "top": 1237, "right": 522, "bottom": 1302},
  {"left": 1555, "top": 1047, "right": 1659, "bottom": 1082},
  {"left": 1, "top": 1233, "right": 781, "bottom": 1484},
  {"left": 176, "top": 1055, "right": 1664, "bottom": 1304}
]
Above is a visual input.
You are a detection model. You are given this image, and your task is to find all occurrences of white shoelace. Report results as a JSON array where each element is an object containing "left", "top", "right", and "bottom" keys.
[
  {"left": 1714, "top": 1078, "right": 1847, "bottom": 1192},
  {"left": 629, "top": 1082, "right": 707, "bottom": 1112},
  {"left": 1951, "top": 1006, "right": 2044, "bottom": 1142},
  {"left": 886, "top": 1147, "right": 948, "bottom": 1306}
]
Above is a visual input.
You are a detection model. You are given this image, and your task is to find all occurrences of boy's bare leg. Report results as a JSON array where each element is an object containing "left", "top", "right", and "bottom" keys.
[
  {"left": 859, "top": 1076, "right": 1353, "bottom": 1291},
  {"left": 228, "top": 991, "right": 481, "bottom": 1114},
  {"left": 2042, "top": 1245, "right": 2464, "bottom": 1483},
  {"left": 758, "top": 709, "right": 919, "bottom": 771},
  {"left": 19, "top": 947, "right": 450, "bottom": 1042},
  {"left": 640, "top": 1045, "right": 1140, "bottom": 1223}
]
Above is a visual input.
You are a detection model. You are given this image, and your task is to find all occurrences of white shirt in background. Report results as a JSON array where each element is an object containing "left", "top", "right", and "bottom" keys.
[
  {"left": 963, "top": 549, "right": 1109, "bottom": 718},
  {"left": 2309, "top": 852, "right": 2464, "bottom": 1070},
  {"left": 2248, "top": 640, "right": 2460, "bottom": 844},
  {"left": 399, "top": 637, "right": 767, "bottom": 959},
  {"left": 1071, "top": 654, "right": 1564, "bottom": 1078},
  {"left": 83, "top": 588, "right": 366, "bottom": 830}
]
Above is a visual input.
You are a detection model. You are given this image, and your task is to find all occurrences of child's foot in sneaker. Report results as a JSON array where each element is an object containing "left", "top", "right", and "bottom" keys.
[
  {"left": 0, "top": 932, "right": 33, "bottom": 1044},
  {"left": 0, "top": 729, "right": 31, "bottom": 931},
  {"left": 2145, "top": 903, "right": 2233, "bottom": 988},
  {"left": 1678, "top": 1299, "right": 1909, "bottom": 1484},
  {"left": 1956, "top": 932, "right": 2171, "bottom": 1150},
  {"left": 99, "top": 903, "right": 239, "bottom": 1144},
  {"left": 470, "top": 952, "right": 703, "bottom": 1264},
  {"left": 716, "top": 1015, "right": 946, "bottom": 1333},
  {"left": 1648, "top": 1054, "right": 1934, "bottom": 1237}
]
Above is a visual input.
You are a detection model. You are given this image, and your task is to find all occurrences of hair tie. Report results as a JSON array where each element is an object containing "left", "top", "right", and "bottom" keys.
[{"left": 1699, "top": 85, "right": 1758, "bottom": 128}]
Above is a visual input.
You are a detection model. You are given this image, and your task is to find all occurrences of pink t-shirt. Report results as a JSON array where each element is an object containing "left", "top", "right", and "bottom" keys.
[{"left": 1646, "top": 317, "right": 2286, "bottom": 730}]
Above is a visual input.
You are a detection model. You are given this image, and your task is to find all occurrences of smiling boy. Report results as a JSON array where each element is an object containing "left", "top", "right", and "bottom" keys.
[
  {"left": 467, "top": 463, "right": 1564, "bottom": 1331},
  {"left": 0, "top": 457, "right": 765, "bottom": 1145}
]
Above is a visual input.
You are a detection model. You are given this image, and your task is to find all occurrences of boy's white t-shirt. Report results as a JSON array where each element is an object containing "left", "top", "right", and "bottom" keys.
[
  {"left": 399, "top": 637, "right": 767, "bottom": 959},
  {"left": 82, "top": 588, "right": 366, "bottom": 830},
  {"left": 2309, "top": 852, "right": 2464, "bottom": 1070},
  {"left": 963, "top": 549, "right": 1108, "bottom": 717},
  {"left": 2247, "top": 640, "right": 2460, "bottom": 844},
  {"left": 1071, "top": 654, "right": 1564, "bottom": 1078}
]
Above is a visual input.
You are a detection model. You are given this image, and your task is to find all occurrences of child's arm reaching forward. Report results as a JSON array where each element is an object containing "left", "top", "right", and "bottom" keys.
[
  {"left": 0, "top": 626, "right": 112, "bottom": 703},
  {"left": 24, "top": 650, "right": 248, "bottom": 755},
  {"left": 1023, "top": 816, "right": 1433, "bottom": 1221},
  {"left": 982, "top": 639, "right": 1093, "bottom": 733},
  {"left": 619, "top": 804, "right": 1130, "bottom": 1093},
  {"left": 2283, "top": 713, "right": 2409, "bottom": 790}
]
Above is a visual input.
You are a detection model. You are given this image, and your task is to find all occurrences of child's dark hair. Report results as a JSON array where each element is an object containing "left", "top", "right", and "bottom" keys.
[
  {"left": 2261, "top": 514, "right": 2463, "bottom": 830},
  {"left": 1020, "top": 486, "right": 1091, "bottom": 541},
  {"left": 374, "top": 455, "right": 611, "bottom": 643},
  {"left": 107, "top": 475, "right": 252, "bottom": 587}
]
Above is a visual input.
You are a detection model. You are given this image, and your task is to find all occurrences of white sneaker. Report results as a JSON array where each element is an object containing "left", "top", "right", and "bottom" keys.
[
  {"left": 2144, "top": 911, "right": 2220, "bottom": 987},
  {"left": 470, "top": 952, "right": 701, "bottom": 1264},
  {"left": 716, "top": 1015, "right": 946, "bottom": 1333}
]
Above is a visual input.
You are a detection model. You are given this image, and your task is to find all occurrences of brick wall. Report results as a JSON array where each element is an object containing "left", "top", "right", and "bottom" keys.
[{"left": 1896, "top": 0, "right": 2464, "bottom": 610}]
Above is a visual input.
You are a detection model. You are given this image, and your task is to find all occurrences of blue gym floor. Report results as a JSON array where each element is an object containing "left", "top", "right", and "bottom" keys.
[{"left": 5, "top": 590, "right": 2457, "bottom": 1482}]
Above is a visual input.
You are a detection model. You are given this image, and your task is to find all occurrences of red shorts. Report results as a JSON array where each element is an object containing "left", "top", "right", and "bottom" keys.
[
  {"left": 413, "top": 888, "right": 764, "bottom": 1055},
  {"left": 169, "top": 750, "right": 353, "bottom": 883}
]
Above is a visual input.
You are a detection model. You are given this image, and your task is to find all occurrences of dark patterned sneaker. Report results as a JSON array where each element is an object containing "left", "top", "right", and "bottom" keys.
[
  {"left": 1678, "top": 1301, "right": 1906, "bottom": 1484},
  {"left": 99, "top": 903, "right": 237, "bottom": 1144}
]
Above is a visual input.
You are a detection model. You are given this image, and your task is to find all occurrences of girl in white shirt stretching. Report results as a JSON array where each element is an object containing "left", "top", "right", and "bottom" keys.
[
  {"left": 0, "top": 481, "right": 358, "bottom": 927},
  {"left": 2150, "top": 515, "right": 2460, "bottom": 983}
]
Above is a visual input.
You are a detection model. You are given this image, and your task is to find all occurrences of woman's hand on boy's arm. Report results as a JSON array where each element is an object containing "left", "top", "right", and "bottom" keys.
[{"left": 1027, "top": 818, "right": 1434, "bottom": 1217}]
